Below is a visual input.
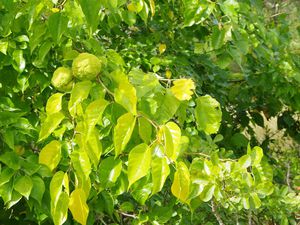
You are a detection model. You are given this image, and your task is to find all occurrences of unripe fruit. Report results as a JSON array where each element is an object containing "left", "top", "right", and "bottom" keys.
[
  {"left": 51, "top": 67, "right": 73, "bottom": 91},
  {"left": 72, "top": 53, "right": 102, "bottom": 81}
]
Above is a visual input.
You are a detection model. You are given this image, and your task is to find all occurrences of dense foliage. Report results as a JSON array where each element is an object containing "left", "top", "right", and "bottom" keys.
[{"left": 0, "top": 0, "right": 299, "bottom": 224}]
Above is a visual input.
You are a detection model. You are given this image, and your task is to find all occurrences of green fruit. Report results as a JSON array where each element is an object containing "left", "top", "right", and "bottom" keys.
[
  {"left": 57, "top": 80, "right": 74, "bottom": 92},
  {"left": 72, "top": 53, "right": 102, "bottom": 80},
  {"left": 51, "top": 67, "right": 73, "bottom": 90}
]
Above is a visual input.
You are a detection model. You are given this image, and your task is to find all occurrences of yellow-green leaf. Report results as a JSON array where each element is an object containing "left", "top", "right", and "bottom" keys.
[
  {"left": 13, "top": 176, "right": 32, "bottom": 199},
  {"left": 149, "top": 0, "right": 155, "bottom": 16},
  {"left": 165, "top": 122, "right": 181, "bottom": 161},
  {"left": 84, "top": 98, "right": 109, "bottom": 134},
  {"left": 39, "top": 112, "right": 65, "bottom": 141},
  {"left": 151, "top": 156, "right": 170, "bottom": 195},
  {"left": 114, "top": 81, "right": 137, "bottom": 115},
  {"left": 128, "top": 143, "right": 151, "bottom": 189},
  {"left": 39, "top": 140, "right": 61, "bottom": 171},
  {"left": 50, "top": 171, "right": 65, "bottom": 206},
  {"left": 170, "top": 79, "right": 195, "bottom": 101},
  {"left": 52, "top": 192, "right": 69, "bottom": 225},
  {"left": 86, "top": 128, "right": 102, "bottom": 167},
  {"left": 69, "top": 189, "right": 89, "bottom": 225},
  {"left": 46, "top": 93, "right": 64, "bottom": 115},
  {"left": 171, "top": 161, "right": 190, "bottom": 203},
  {"left": 114, "top": 113, "right": 136, "bottom": 157},
  {"left": 138, "top": 117, "right": 152, "bottom": 144},
  {"left": 68, "top": 81, "right": 92, "bottom": 117},
  {"left": 195, "top": 95, "right": 222, "bottom": 135}
]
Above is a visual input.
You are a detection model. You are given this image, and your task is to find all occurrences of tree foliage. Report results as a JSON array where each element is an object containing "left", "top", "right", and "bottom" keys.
[{"left": 0, "top": 0, "right": 300, "bottom": 224}]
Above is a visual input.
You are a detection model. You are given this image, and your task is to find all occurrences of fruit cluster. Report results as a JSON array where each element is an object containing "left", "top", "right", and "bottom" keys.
[{"left": 51, "top": 53, "right": 102, "bottom": 92}]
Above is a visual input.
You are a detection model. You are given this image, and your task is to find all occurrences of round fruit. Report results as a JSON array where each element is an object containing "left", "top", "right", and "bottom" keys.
[
  {"left": 51, "top": 67, "right": 73, "bottom": 90},
  {"left": 72, "top": 53, "right": 102, "bottom": 80}
]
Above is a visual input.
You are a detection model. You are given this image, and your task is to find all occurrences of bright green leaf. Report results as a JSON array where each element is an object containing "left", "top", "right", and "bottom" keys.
[
  {"left": 171, "top": 162, "right": 190, "bottom": 203},
  {"left": 69, "top": 188, "right": 89, "bottom": 225},
  {"left": 39, "top": 140, "right": 61, "bottom": 171},
  {"left": 151, "top": 156, "right": 170, "bottom": 195},
  {"left": 46, "top": 93, "right": 64, "bottom": 115},
  {"left": 114, "top": 81, "right": 137, "bottom": 115},
  {"left": 195, "top": 95, "right": 222, "bottom": 135},
  {"left": 128, "top": 143, "right": 151, "bottom": 188},
  {"left": 30, "top": 176, "right": 45, "bottom": 205},
  {"left": 14, "top": 175, "right": 33, "bottom": 199},
  {"left": 98, "top": 157, "right": 122, "bottom": 188},
  {"left": 114, "top": 113, "right": 136, "bottom": 157},
  {"left": 39, "top": 112, "right": 65, "bottom": 141}
]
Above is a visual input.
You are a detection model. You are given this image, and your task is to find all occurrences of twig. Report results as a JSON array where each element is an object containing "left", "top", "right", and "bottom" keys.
[
  {"left": 286, "top": 161, "right": 291, "bottom": 189},
  {"left": 184, "top": 152, "right": 236, "bottom": 162},
  {"left": 211, "top": 199, "right": 224, "bottom": 225},
  {"left": 248, "top": 210, "right": 252, "bottom": 225},
  {"left": 118, "top": 211, "right": 137, "bottom": 219}
]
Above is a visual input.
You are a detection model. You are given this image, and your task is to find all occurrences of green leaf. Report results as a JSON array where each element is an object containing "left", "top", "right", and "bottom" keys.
[
  {"left": 128, "top": 143, "right": 151, "bottom": 188},
  {"left": 6, "top": 191, "right": 22, "bottom": 209},
  {"left": 84, "top": 98, "right": 109, "bottom": 134},
  {"left": 250, "top": 192, "right": 261, "bottom": 209},
  {"left": 238, "top": 155, "right": 251, "bottom": 169},
  {"left": 151, "top": 156, "right": 170, "bottom": 195},
  {"left": 39, "top": 112, "right": 65, "bottom": 141},
  {"left": 0, "top": 40, "right": 8, "bottom": 55},
  {"left": 171, "top": 162, "right": 190, "bottom": 203},
  {"left": 138, "top": 117, "right": 152, "bottom": 144},
  {"left": 0, "top": 151, "right": 20, "bottom": 170},
  {"left": 52, "top": 192, "right": 69, "bottom": 225},
  {"left": 12, "top": 50, "right": 26, "bottom": 72},
  {"left": 200, "top": 184, "right": 215, "bottom": 202},
  {"left": 48, "top": 12, "right": 68, "bottom": 44},
  {"left": 256, "top": 181, "right": 274, "bottom": 196},
  {"left": 68, "top": 81, "right": 92, "bottom": 117},
  {"left": 114, "top": 81, "right": 137, "bottom": 115},
  {"left": 71, "top": 150, "right": 91, "bottom": 180},
  {"left": 195, "top": 95, "right": 222, "bottom": 135},
  {"left": 46, "top": 93, "right": 64, "bottom": 115},
  {"left": 114, "top": 112, "right": 136, "bottom": 157},
  {"left": 78, "top": 0, "right": 101, "bottom": 31},
  {"left": 39, "top": 140, "right": 61, "bottom": 171},
  {"left": 165, "top": 122, "right": 181, "bottom": 161},
  {"left": 86, "top": 129, "right": 102, "bottom": 168},
  {"left": 30, "top": 176, "right": 45, "bottom": 205},
  {"left": 13, "top": 175, "right": 33, "bottom": 199},
  {"left": 69, "top": 188, "right": 89, "bottom": 225},
  {"left": 98, "top": 157, "right": 122, "bottom": 189},
  {"left": 50, "top": 171, "right": 66, "bottom": 206},
  {"left": 0, "top": 167, "right": 15, "bottom": 186},
  {"left": 251, "top": 146, "right": 263, "bottom": 166},
  {"left": 211, "top": 26, "right": 226, "bottom": 49}
]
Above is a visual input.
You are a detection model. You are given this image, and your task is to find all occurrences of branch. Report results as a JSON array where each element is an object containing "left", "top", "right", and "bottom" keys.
[{"left": 211, "top": 200, "right": 225, "bottom": 225}]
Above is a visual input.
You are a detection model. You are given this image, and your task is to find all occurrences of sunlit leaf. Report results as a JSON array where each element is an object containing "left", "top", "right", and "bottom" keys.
[
  {"left": 39, "top": 112, "right": 65, "bottom": 141},
  {"left": 171, "top": 162, "right": 190, "bottom": 203},
  {"left": 151, "top": 156, "right": 170, "bottom": 195},
  {"left": 170, "top": 79, "right": 195, "bottom": 101},
  {"left": 39, "top": 140, "right": 61, "bottom": 171},
  {"left": 69, "top": 189, "right": 89, "bottom": 225}
]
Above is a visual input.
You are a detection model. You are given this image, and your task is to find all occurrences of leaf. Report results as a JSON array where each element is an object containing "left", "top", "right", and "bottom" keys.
[
  {"left": 86, "top": 129, "right": 102, "bottom": 168},
  {"left": 68, "top": 81, "right": 92, "bottom": 117},
  {"left": 39, "top": 140, "right": 61, "bottom": 171},
  {"left": 13, "top": 176, "right": 33, "bottom": 199},
  {"left": 12, "top": 50, "right": 26, "bottom": 73},
  {"left": 211, "top": 26, "right": 226, "bottom": 49},
  {"left": 69, "top": 189, "right": 89, "bottom": 225},
  {"left": 98, "top": 157, "right": 122, "bottom": 188},
  {"left": 0, "top": 151, "right": 20, "bottom": 170},
  {"left": 165, "top": 122, "right": 181, "bottom": 161},
  {"left": 71, "top": 150, "right": 91, "bottom": 180},
  {"left": 48, "top": 12, "right": 68, "bottom": 44},
  {"left": 114, "top": 81, "right": 137, "bottom": 115},
  {"left": 151, "top": 156, "right": 170, "bottom": 195},
  {"left": 250, "top": 192, "right": 261, "bottom": 209},
  {"left": 171, "top": 162, "right": 190, "bottom": 203},
  {"left": 78, "top": 0, "right": 101, "bottom": 31},
  {"left": 0, "top": 167, "right": 15, "bottom": 186},
  {"left": 46, "top": 93, "right": 64, "bottom": 115},
  {"left": 200, "top": 184, "right": 215, "bottom": 202},
  {"left": 170, "top": 79, "right": 195, "bottom": 101},
  {"left": 52, "top": 192, "right": 69, "bottom": 225},
  {"left": 159, "top": 43, "right": 166, "bottom": 54},
  {"left": 50, "top": 171, "right": 66, "bottom": 206},
  {"left": 251, "top": 146, "right": 263, "bottom": 166},
  {"left": 138, "top": 117, "right": 152, "bottom": 144},
  {"left": 0, "top": 40, "right": 8, "bottom": 55},
  {"left": 113, "top": 113, "right": 136, "bottom": 157},
  {"left": 39, "top": 112, "right": 65, "bottom": 141},
  {"left": 84, "top": 98, "right": 109, "bottom": 134},
  {"left": 238, "top": 155, "right": 251, "bottom": 169},
  {"left": 256, "top": 181, "right": 274, "bottom": 196},
  {"left": 7, "top": 191, "right": 22, "bottom": 209},
  {"left": 30, "top": 176, "right": 45, "bottom": 205},
  {"left": 195, "top": 95, "right": 222, "bottom": 135},
  {"left": 155, "top": 90, "right": 180, "bottom": 124},
  {"left": 149, "top": 0, "right": 155, "bottom": 16},
  {"left": 128, "top": 143, "right": 151, "bottom": 188}
]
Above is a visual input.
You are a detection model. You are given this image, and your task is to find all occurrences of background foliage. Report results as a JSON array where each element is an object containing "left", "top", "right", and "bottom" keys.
[{"left": 0, "top": 0, "right": 300, "bottom": 224}]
